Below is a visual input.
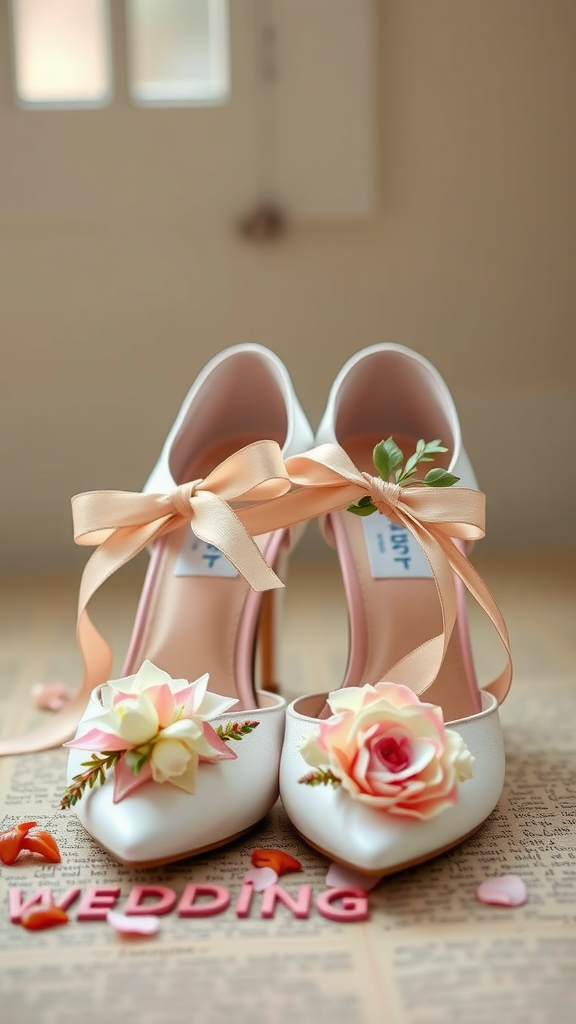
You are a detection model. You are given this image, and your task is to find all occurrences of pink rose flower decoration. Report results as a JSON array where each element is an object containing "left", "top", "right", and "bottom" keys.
[{"left": 299, "top": 682, "right": 474, "bottom": 820}]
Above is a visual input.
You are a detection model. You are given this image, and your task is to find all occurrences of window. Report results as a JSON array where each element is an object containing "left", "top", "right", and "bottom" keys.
[
  {"left": 126, "top": 0, "right": 230, "bottom": 106},
  {"left": 10, "top": 0, "right": 112, "bottom": 108},
  {"left": 6, "top": 0, "right": 374, "bottom": 222}
]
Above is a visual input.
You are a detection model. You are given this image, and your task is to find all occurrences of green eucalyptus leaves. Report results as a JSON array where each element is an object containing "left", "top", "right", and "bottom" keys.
[{"left": 347, "top": 438, "right": 460, "bottom": 517}]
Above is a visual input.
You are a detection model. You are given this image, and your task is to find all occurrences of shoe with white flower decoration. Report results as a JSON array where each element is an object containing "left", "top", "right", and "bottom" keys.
[
  {"left": 63, "top": 660, "right": 286, "bottom": 867},
  {"left": 0, "top": 344, "right": 313, "bottom": 867}
]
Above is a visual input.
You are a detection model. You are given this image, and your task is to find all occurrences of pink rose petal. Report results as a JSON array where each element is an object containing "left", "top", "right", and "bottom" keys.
[
  {"left": 476, "top": 875, "right": 528, "bottom": 907},
  {"left": 107, "top": 910, "right": 160, "bottom": 936},
  {"left": 64, "top": 727, "right": 132, "bottom": 752},
  {"left": 112, "top": 755, "right": 154, "bottom": 803},
  {"left": 244, "top": 867, "right": 278, "bottom": 892},
  {"left": 31, "top": 682, "right": 71, "bottom": 713},
  {"left": 325, "top": 861, "right": 381, "bottom": 891}
]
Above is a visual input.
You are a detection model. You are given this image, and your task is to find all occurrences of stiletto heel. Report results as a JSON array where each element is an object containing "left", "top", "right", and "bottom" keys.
[
  {"left": 257, "top": 542, "right": 290, "bottom": 693},
  {"left": 258, "top": 589, "right": 278, "bottom": 692}
]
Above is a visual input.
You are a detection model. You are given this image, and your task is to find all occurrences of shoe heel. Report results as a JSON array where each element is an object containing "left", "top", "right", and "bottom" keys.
[{"left": 257, "top": 545, "right": 290, "bottom": 693}]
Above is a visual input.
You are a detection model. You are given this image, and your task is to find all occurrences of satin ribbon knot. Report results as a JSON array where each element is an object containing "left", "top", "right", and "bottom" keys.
[
  {"left": 0, "top": 440, "right": 293, "bottom": 756},
  {"left": 168, "top": 479, "right": 202, "bottom": 519},
  {"left": 240, "top": 442, "right": 512, "bottom": 706},
  {"left": 363, "top": 473, "right": 402, "bottom": 513}
]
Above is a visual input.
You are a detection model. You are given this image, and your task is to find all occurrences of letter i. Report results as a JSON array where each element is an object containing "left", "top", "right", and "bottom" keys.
[{"left": 235, "top": 881, "right": 254, "bottom": 919}]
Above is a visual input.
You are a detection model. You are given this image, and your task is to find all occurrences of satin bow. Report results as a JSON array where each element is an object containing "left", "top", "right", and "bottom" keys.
[
  {"left": 241, "top": 443, "right": 512, "bottom": 705},
  {"left": 0, "top": 441, "right": 291, "bottom": 756}
]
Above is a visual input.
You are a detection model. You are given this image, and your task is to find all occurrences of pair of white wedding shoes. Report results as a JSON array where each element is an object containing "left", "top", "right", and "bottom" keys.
[{"left": 0, "top": 344, "right": 512, "bottom": 874}]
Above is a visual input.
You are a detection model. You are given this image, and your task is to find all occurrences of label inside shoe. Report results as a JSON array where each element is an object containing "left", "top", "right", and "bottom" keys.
[
  {"left": 174, "top": 529, "right": 239, "bottom": 578},
  {"left": 361, "top": 513, "right": 433, "bottom": 579}
]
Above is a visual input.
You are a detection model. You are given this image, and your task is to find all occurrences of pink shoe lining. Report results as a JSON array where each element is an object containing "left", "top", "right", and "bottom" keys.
[{"left": 123, "top": 528, "right": 289, "bottom": 710}]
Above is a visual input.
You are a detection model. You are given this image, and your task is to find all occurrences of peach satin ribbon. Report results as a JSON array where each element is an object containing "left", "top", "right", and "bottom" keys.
[
  {"left": 0, "top": 442, "right": 512, "bottom": 757},
  {"left": 242, "top": 444, "right": 512, "bottom": 706},
  {"left": 0, "top": 441, "right": 291, "bottom": 756}
]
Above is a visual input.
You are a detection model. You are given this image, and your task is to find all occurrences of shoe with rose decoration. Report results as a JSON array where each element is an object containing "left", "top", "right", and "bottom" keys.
[
  {"left": 0, "top": 345, "right": 313, "bottom": 867},
  {"left": 271, "top": 345, "right": 513, "bottom": 874}
]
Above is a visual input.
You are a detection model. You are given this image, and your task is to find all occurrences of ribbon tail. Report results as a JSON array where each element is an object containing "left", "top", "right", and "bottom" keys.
[
  {"left": 0, "top": 608, "right": 115, "bottom": 756},
  {"left": 377, "top": 514, "right": 459, "bottom": 694},
  {"left": 0, "top": 519, "right": 168, "bottom": 756},
  {"left": 434, "top": 532, "right": 513, "bottom": 705},
  {"left": 191, "top": 491, "right": 284, "bottom": 592}
]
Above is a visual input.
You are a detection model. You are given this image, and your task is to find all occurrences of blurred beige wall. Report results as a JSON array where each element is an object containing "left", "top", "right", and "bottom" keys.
[{"left": 1, "top": 0, "right": 575, "bottom": 572}]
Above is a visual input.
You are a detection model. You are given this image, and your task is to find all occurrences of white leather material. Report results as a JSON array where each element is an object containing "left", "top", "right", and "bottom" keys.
[
  {"left": 68, "top": 689, "right": 286, "bottom": 866},
  {"left": 315, "top": 342, "right": 478, "bottom": 490},
  {"left": 280, "top": 691, "right": 504, "bottom": 874},
  {"left": 144, "top": 343, "right": 314, "bottom": 495}
]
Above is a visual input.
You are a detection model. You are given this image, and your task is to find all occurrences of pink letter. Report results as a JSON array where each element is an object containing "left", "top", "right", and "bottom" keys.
[
  {"left": 9, "top": 887, "right": 82, "bottom": 923},
  {"left": 235, "top": 881, "right": 254, "bottom": 919},
  {"left": 77, "top": 886, "right": 121, "bottom": 921},
  {"left": 123, "top": 885, "right": 177, "bottom": 916},
  {"left": 9, "top": 887, "right": 52, "bottom": 923},
  {"left": 177, "top": 884, "right": 230, "bottom": 918},
  {"left": 56, "top": 888, "right": 82, "bottom": 912},
  {"left": 261, "top": 885, "right": 311, "bottom": 919},
  {"left": 316, "top": 887, "right": 369, "bottom": 922}
]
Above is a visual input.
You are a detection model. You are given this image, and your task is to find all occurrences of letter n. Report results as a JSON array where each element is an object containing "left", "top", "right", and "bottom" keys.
[{"left": 261, "top": 885, "right": 311, "bottom": 919}]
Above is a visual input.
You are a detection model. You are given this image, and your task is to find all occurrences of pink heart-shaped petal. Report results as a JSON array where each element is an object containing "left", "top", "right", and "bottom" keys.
[
  {"left": 244, "top": 867, "right": 278, "bottom": 892},
  {"left": 476, "top": 875, "right": 528, "bottom": 907},
  {"left": 325, "top": 861, "right": 381, "bottom": 891},
  {"left": 32, "top": 682, "right": 71, "bottom": 713},
  {"left": 107, "top": 910, "right": 160, "bottom": 936}
]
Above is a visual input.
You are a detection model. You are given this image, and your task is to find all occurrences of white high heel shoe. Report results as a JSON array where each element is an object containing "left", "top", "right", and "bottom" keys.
[
  {"left": 277, "top": 344, "right": 512, "bottom": 874},
  {"left": 3, "top": 344, "right": 314, "bottom": 867}
]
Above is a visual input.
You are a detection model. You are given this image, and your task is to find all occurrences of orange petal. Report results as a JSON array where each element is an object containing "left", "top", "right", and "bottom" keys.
[
  {"left": 251, "top": 849, "right": 302, "bottom": 875},
  {"left": 0, "top": 821, "right": 37, "bottom": 865},
  {"left": 21, "top": 830, "right": 61, "bottom": 864},
  {"left": 20, "top": 907, "right": 69, "bottom": 931}
]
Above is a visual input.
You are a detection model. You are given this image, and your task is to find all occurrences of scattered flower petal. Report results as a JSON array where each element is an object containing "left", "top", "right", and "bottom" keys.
[
  {"left": 0, "top": 821, "right": 60, "bottom": 865},
  {"left": 107, "top": 910, "right": 161, "bottom": 936},
  {"left": 325, "top": 861, "right": 381, "bottom": 891},
  {"left": 20, "top": 829, "right": 61, "bottom": 863},
  {"left": 20, "top": 907, "right": 69, "bottom": 931},
  {"left": 0, "top": 822, "right": 36, "bottom": 865},
  {"left": 32, "top": 682, "right": 71, "bottom": 712},
  {"left": 476, "top": 875, "right": 528, "bottom": 907},
  {"left": 251, "top": 849, "right": 302, "bottom": 876},
  {"left": 244, "top": 867, "right": 278, "bottom": 891}
]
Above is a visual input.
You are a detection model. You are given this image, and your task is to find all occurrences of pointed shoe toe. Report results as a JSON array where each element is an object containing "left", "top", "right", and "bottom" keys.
[
  {"left": 280, "top": 690, "right": 505, "bottom": 876},
  {"left": 67, "top": 684, "right": 286, "bottom": 868}
]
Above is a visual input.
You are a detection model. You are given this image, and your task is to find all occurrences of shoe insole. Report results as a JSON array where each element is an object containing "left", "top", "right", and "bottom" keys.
[{"left": 123, "top": 434, "right": 283, "bottom": 709}]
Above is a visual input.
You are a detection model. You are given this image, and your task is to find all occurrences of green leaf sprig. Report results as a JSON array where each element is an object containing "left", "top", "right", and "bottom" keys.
[
  {"left": 298, "top": 767, "right": 341, "bottom": 788},
  {"left": 60, "top": 751, "right": 122, "bottom": 810},
  {"left": 215, "top": 720, "right": 260, "bottom": 742},
  {"left": 347, "top": 437, "right": 460, "bottom": 517}
]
